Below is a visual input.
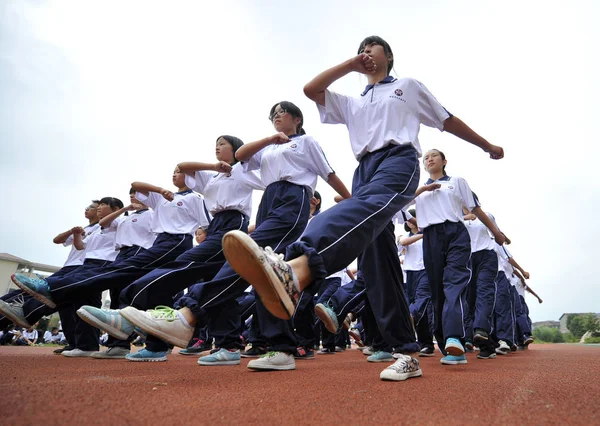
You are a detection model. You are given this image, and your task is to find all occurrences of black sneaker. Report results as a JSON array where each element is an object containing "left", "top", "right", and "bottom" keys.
[
  {"left": 179, "top": 339, "right": 213, "bottom": 355},
  {"left": 318, "top": 347, "right": 336, "bottom": 354},
  {"left": 54, "top": 345, "right": 73, "bottom": 355},
  {"left": 477, "top": 349, "right": 497, "bottom": 359},
  {"left": 294, "top": 346, "right": 315, "bottom": 360},
  {"left": 510, "top": 343, "right": 518, "bottom": 352},
  {"left": 419, "top": 346, "right": 435, "bottom": 357},
  {"left": 473, "top": 329, "right": 489, "bottom": 345},
  {"left": 523, "top": 335, "right": 534, "bottom": 345},
  {"left": 240, "top": 346, "right": 267, "bottom": 358}
]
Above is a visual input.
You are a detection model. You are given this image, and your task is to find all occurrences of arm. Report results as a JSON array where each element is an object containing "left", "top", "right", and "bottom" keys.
[
  {"left": 345, "top": 268, "right": 356, "bottom": 281},
  {"left": 326, "top": 173, "right": 352, "bottom": 199},
  {"left": 443, "top": 116, "right": 504, "bottom": 159},
  {"left": 472, "top": 207, "right": 505, "bottom": 245},
  {"left": 235, "top": 134, "right": 289, "bottom": 162},
  {"left": 508, "top": 257, "right": 530, "bottom": 279},
  {"left": 524, "top": 283, "right": 543, "bottom": 303},
  {"left": 399, "top": 234, "right": 423, "bottom": 246},
  {"left": 304, "top": 54, "right": 376, "bottom": 106},
  {"left": 53, "top": 229, "right": 73, "bottom": 244},
  {"left": 131, "top": 181, "right": 173, "bottom": 201},
  {"left": 72, "top": 227, "right": 85, "bottom": 250},
  {"left": 99, "top": 205, "right": 137, "bottom": 228},
  {"left": 415, "top": 183, "right": 441, "bottom": 197},
  {"left": 178, "top": 161, "right": 231, "bottom": 174}
]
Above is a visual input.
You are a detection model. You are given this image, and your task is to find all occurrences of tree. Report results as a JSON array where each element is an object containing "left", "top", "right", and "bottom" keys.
[{"left": 568, "top": 314, "right": 599, "bottom": 338}]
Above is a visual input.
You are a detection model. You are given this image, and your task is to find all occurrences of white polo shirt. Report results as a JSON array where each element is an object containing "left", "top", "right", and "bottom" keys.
[
  {"left": 317, "top": 77, "right": 451, "bottom": 160},
  {"left": 185, "top": 162, "right": 264, "bottom": 218},
  {"left": 136, "top": 189, "right": 211, "bottom": 236},
  {"left": 415, "top": 175, "right": 480, "bottom": 229},
  {"left": 465, "top": 214, "right": 497, "bottom": 253},
  {"left": 63, "top": 223, "right": 100, "bottom": 267},
  {"left": 243, "top": 134, "right": 334, "bottom": 197},
  {"left": 115, "top": 209, "right": 157, "bottom": 250},
  {"left": 510, "top": 274, "right": 526, "bottom": 296},
  {"left": 403, "top": 233, "right": 425, "bottom": 271},
  {"left": 494, "top": 244, "right": 513, "bottom": 278},
  {"left": 83, "top": 218, "right": 123, "bottom": 262}
]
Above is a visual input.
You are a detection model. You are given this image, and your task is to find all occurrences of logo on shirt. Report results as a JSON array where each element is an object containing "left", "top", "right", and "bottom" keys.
[
  {"left": 390, "top": 88, "right": 406, "bottom": 103},
  {"left": 448, "top": 186, "right": 454, "bottom": 190},
  {"left": 177, "top": 201, "right": 183, "bottom": 206},
  {"left": 394, "top": 89, "right": 403, "bottom": 97},
  {"left": 132, "top": 218, "right": 138, "bottom": 222},
  {"left": 289, "top": 144, "right": 297, "bottom": 149}
]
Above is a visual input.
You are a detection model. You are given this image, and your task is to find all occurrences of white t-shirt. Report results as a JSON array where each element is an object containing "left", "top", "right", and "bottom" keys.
[
  {"left": 402, "top": 233, "right": 425, "bottom": 271},
  {"left": 415, "top": 175, "right": 480, "bottom": 229},
  {"left": 115, "top": 209, "right": 157, "bottom": 250},
  {"left": 464, "top": 215, "right": 497, "bottom": 253},
  {"left": 22, "top": 329, "right": 38, "bottom": 341},
  {"left": 184, "top": 163, "right": 264, "bottom": 218},
  {"left": 83, "top": 218, "right": 122, "bottom": 262},
  {"left": 243, "top": 134, "right": 333, "bottom": 197},
  {"left": 43, "top": 330, "right": 64, "bottom": 343},
  {"left": 510, "top": 274, "right": 526, "bottom": 296},
  {"left": 136, "top": 190, "right": 211, "bottom": 236},
  {"left": 62, "top": 223, "right": 100, "bottom": 267},
  {"left": 317, "top": 77, "right": 450, "bottom": 160},
  {"left": 495, "top": 244, "right": 514, "bottom": 278}
]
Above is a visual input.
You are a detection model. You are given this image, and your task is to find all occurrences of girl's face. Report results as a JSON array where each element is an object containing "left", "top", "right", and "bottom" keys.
[
  {"left": 359, "top": 42, "right": 391, "bottom": 74},
  {"left": 172, "top": 167, "right": 186, "bottom": 188},
  {"left": 96, "top": 202, "right": 116, "bottom": 219},
  {"left": 407, "top": 220, "right": 418, "bottom": 232},
  {"left": 195, "top": 228, "right": 206, "bottom": 244},
  {"left": 271, "top": 104, "right": 300, "bottom": 135},
  {"left": 85, "top": 203, "right": 99, "bottom": 220},
  {"left": 423, "top": 150, "right": 446, "bottom": 174},
  {"left": 215, "top": 138, "right": 235, "bottom": 164}
]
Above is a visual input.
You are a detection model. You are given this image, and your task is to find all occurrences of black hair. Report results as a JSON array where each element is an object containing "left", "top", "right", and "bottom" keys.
[
  {"left": 216, "top": 135, "right": 244, "bottom": 164},
  {"left": 91, "top": 200, "right": 101, "bottom": 205},
  {"left": 269, "top": 101, "right": 306, "bottom": 135},
  {"left": 313, "top": 190, "right": 322, "bottom": 215},
  {"left": 424, "top": 149, "right": 447, "bottom": 176},
  {"left": 129, "top": 187, "right": 136, "bottom": 195},
  {"left": 99, "top": 197, "right": 124, "bottom": 212},
  {"left": 357, "top": 36, "right": 394, "bottom": 75},
  {"left": 404, "top": 208, "right": 417, "bottom": 233},
  {"left": 51, "top": 327, "right": 58, "bottom": 332}
]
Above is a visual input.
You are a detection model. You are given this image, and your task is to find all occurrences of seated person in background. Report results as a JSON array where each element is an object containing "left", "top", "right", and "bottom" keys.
[
  {"left": 0, "top": 324, "right": 18, "bottom": 345},
  {"left": 43, "top": 327, "right": 64, "bottom": 344},
  {"left": 15, "top": 325, "right": 38, "bottom": 346}
]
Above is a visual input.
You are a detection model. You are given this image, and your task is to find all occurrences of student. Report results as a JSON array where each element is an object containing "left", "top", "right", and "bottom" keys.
[
  {"left": 112, "top": 101, "right": 351, "bottom": 369},
  {"left": 492, "top": 244, "right": 519, "bottom": 354},
  {"left": 15, "top": 324, "right": 38, "bottom": 346},
  {"left": 43, "top": 327, "right": 64, "bottom": 344},
  {"left": 219, "top": 35, "right": 504, "bottom": 381}
]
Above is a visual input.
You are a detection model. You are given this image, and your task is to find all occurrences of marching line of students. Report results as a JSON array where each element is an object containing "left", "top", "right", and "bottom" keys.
[{"left": 1, "top": 34, "right": 542, "bottom": 382}]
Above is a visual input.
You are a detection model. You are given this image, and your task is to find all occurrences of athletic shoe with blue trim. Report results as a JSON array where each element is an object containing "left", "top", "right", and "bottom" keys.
[
  {"left": 367, "top": 351, "right": 394, "bottom": 362},
  {"left": 440, "top": 354, "right": 468, "bottom": 365},
  {"left": 197, "top": 348, "right": 241, "bottom": 366},
  {"left": 445, "top": 337, "right": 465, "bottom": 356},
  {"left": 125, "top": 348, "right": 168, "bottom": 362},
  {"left": 11, "top": 274, "right": 55, "bottom": 308},
  {"left": 0, "top": 296, "right": 32, "bottom": 328},
  {"left": 380, "top": 354, "right": 423, "bottom": 381},
  {"left": 120, "top": 306, "right": 193, "bottom": 348},
  {"left": 314, "top": 303, "right": 338, "bottom": 334},
  {"left": 77, "top": 306, "right": 134, "bottom": 340}
]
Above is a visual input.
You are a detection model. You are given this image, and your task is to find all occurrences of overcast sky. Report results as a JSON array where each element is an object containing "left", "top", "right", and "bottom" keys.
[{"left": 1, "top": 0, "right": 598, "bottom": 323}]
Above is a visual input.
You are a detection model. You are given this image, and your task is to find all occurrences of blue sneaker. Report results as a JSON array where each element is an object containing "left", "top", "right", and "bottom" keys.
[
  {"left": 315, "top": 303, "right": 339, "bottom": 334},
  {"left": 11, "top": 274, "right": 55, "bottom": 308},
  {"left": 77, "top": 306, "right": 134, "bottom": 340},
  {"left": 440, "top": 354, "right": 468, "bottom": 365},
  {"left": 198, "top": 348, "right": 240, "bottom": 366},
  {"left": 125, "top": 348, "right": 168, "bottom": 362},
  {"left": 367, "top": 351, "right": 394, "bottom": 362},
  {"left": 445, "top": 337, "right": 465, "bottom": 356}
]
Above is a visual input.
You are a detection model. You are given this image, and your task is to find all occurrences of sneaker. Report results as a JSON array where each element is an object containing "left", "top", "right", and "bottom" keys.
[
  {"left": 77, "top": 306, "right": 134, "bottom": 340},
  {"left": 247, "top": 351, "right": 296, "bottom": 371},
  {"left": 367, "top": 351, "right": 394, "bottom": 362},
  {"left": 440, "top": 354, "right": 467, "bottom": 365},
  {"left": 0, "top": 296, "right": 32, "bottom": 328},
  {"left": 54, "top": 346, "right": 72, "bottom": 355},
  {"left": 222, "top": 231, "right": 300, "bottom": 320},
  {"left": 342, "top": 313, "right": 355, "bottom": 330},
  {"left": 179, "top": 339, "right": 213, "bottom": 356},
  {"left": 517, "top": 345, "right": 528, "bottom": 351},
  {"left": 293, "top": 347, "right": 315, "bottom": 360},
  {"left": 318, "top": 347, "right": 336, "bottom": 354},
  {"left": 335, "top": 346, "right": 346, "bottom": 352},
  {"left": 91, "top": 346, "right": 130, "bottom": 359},
  {"left": 62, "top": 348, "right": 96, "bottom": 357},
  {"left": 380, "top": 354, "right": 423, "bottom": 381},
  {"left": 510, "top": 343, "right": 518, "bottom": 352},
  {"left": 314, "top": 303, "right": 339, "bottom": 334},
  {"left": 362, "top": 346, "right": 375, "bottom": 356},
  {"left": 495, "top": 340, "right": 510, "bottom": 355},
  {"left": 125, "top": 348, "right": 168, "bottom": 362},
  {"left": 477, "top": 349, "right": 497, "bottom": 359},
  {"left": 198, "top": 348, "right": 240, "bottom": 366},
  {"left": 419, "top": 346, "right": 435, "bottom": 357},
  {"left": 523, "top": 335, "right": 534, "bottom": 345},
  {"left": 240, "top": 346, "right": 268, "bottom": 358},
  {"left": 120, "top": 306, "right": 193, "bottom": 348},
  {"left": 473, "top": 328, "right": 489, "bottom": 345},
  {"left": 465, "top": 341, "right": 474, "bottom": 351},
  {"left": 11, "top": 274, "right": 56, "bottom": 308},
  {"left": 348, "top": 329, "right": 364, "bottom": 347},
  {"left": 445, "top": 337, "right": 465, "bottom": 356}
]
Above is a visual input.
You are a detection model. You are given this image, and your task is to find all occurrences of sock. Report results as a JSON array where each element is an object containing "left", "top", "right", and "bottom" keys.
[{"left": 176, "top": 311, "right": 193, "bottom": 330}]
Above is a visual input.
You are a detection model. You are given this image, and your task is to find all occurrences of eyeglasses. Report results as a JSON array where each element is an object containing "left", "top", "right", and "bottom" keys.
[{"left": 269, "top": 109, "right": 288, "bottom": 122}]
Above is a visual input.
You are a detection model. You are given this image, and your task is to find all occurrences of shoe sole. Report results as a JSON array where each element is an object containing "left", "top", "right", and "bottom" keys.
[
  {"left": 91, "top": 354, "right": 129, "bottom": 359},
  {"left": 126, "top": 355, "right": 167, "bottom": 362},
  {"left": 63, "top": 352, "right": 95, "bottom": 357},
  {"left": 222, "top": 231, "right": 294, "bottom": 320},
  {"left": 0, "top": 304, "right": 32, "bottom": 329},
  {"left": 314, "top": 304, "right": 338, "bottom": 334},
  {"left": 76, "top": 308, "right": 131, "bottom": 340},
  {"left": 240, "top": 353, "right": 266, "bottom": 358},
  {"left": 418, "top": 352, "right": 435, "bottom": 357},
  {"left": 440, "top": 359, "right": 468, "bottom": 365},
  {"left": 367, "top": 357, "right": 394, "bottom": 363},
  {"left": 247, "top": 363, "right": 296, "bottom": 371},
  {"left": 523, "top": 337, "right": 534, "bottom": 345},
  {"left": 495, "top": 350, "right": 509, "bottom": 355},
  {"left": 445, "top": 342, "right": 465, "bottom": 356},
  {"left": 380, "top": 369, "right": 423, "bottom": 381},
  {"left": 348, "top": 330, "right": 363, "bottom": 346},
  {"left": 477, "top": 353, "right": 497, "bottom": 359},
  {"left": 120, "top": 307, "right": 190, "bottom": 349},
  {"left": 179, "top": 349, "right": 212, "bottom": 356},
  {"left": 11, "top": 274, "right": 57, "bottom": 309},
  {"left": 198, "top": 360, "right": 240, "bottom": 366}
]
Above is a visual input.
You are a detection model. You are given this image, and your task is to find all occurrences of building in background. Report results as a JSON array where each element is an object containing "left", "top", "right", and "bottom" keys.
[{"left": 0, "top": 252, "right": 60, "bottom": 296}]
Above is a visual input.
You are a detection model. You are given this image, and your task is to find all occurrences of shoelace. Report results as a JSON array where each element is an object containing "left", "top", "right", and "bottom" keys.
[
  {"left": 8, "top": 294, "right": 26, "bottom": 309},
  {"left": 262, "top": 351, "right": 279, "bottom": 358},
  {"left": 149, "top": 306, "right": 179, "bottom": 321},
  {"left": 191, "top": 339, "right": 205, "bottom": 348},
  {"left": 263, "top": 246, "right": 284, "bottom": 262}
]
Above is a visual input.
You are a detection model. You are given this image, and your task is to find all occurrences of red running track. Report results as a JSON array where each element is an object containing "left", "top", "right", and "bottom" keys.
[{"left": 0, "top": 344, "right": 598, "bottom": 425}]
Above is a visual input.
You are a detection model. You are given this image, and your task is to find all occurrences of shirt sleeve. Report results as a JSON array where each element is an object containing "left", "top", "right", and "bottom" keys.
[
  {"left": 242, "top": 147, "right": 265, "bottom": 173},
  {"left": 454, "top": 177, "right": 480, "bottom": 210},
  {"left": 189, "top": 194, "right": 211, "bottom": 229},
  {"left": 62, "top": 234, "right": 74, "bottom": 248},
  {"left": 417, "top": 81, "right": 451, "bottom": 130},
  {"left": 236, "top": 165, "right": 265, "bottom": 191},
  {"left": 305, "top": 137, "right": 335, "bottom": 181},
  {"left": 135, "top": 191, "right": 162, "bottom": 210},
  {"left": 185, "top": 171, "right": 212, "bottom": 195},
  {"left": 317, "top": 89, "right": 352, "bottom": 125}
]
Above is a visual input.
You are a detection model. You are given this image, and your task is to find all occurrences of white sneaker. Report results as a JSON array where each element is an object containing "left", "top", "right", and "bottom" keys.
[
  {"left": 62, "top": 348, "right": 96, "bottom": 357},
  {"left": 362, "top": 346, "right": 375, "bottom": 355},
  {"left": 120, "top": 306, "right": 193, "bottom": 348},
  {"left": 247, "top": 351, "right": 296, "bottom": 371},
  {"left": 380, "top": 354, "right": 423, "bottom": 381},
  {"left": 222, "top": 230, "right": 300, "bottom": 320},
  {"left": 91, "top": 347, "right": 130, "bottom": 359},
  {"left": 496, "top": 340, "right": 510, "bottom": 355}
]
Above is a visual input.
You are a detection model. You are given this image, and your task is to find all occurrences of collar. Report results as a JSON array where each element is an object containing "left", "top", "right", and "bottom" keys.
[
  {"left": 425, "top": 175, "right": 451, "bottom": 184},
  {"left": 133, "top": 208, "right": 149, "bottom": 214},
  {"left": 361, "top": 76, "right": 396, "bottom": 96},
  {"left": 176, "top": 189, "right": 193, "bottom": 195},
  {"left": 288, "top": 134, "right": 302, "bottom": 139}
]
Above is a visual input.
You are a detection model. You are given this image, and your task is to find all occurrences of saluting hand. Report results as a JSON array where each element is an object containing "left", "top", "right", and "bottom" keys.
[
  {"left": 270, "top": 132, "right": 290, "bottom": 145},
  {"left": 214, "top": 161, "right": 232, "bottom": 174},
  {"left": 487, "top": 144, "right": 504, "bottom": 160},
  {"left": 127, "top": 203, "right": 143, "bottom": 211},
  {"left": 350, "top": 53, "right": 378, "bottom": 75},
  {"left": 71, "top": 226, "right": 84, "bottom": 235},
  {"left": 160, "top": 188, "right": 174, "bottom": 202}
]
